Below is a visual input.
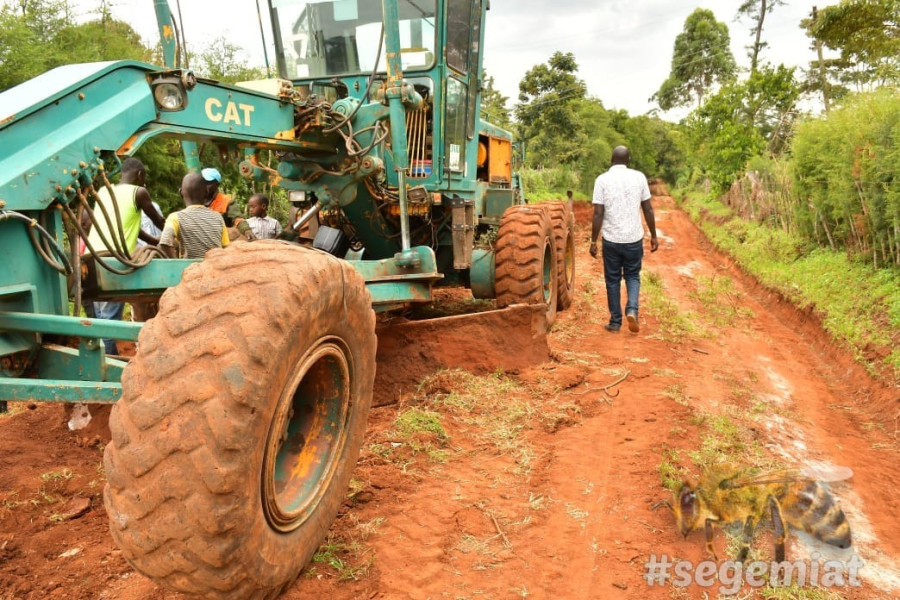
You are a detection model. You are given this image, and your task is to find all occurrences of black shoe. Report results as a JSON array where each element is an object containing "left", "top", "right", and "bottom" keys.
[
  {"left": 626, "top": 312, "right": 639, "bottom": 332},
  {"left": 604, "top": 323, "right": 620, "bottom": 333}
]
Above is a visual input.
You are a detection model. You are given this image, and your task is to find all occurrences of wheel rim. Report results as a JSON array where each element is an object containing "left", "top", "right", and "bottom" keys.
[
  {"left": 542, "top": 240, "right": 553, "bottom": 303},
  {"left": 262, "top": 338, "right": 351, "bottom": 533}
]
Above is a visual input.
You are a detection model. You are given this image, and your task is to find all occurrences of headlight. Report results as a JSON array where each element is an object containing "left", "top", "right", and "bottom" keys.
[
  {"left": 289, "top": 190, "right": 307, "bottom": 205},
  {"left": 151, "top": 78, "right": 188, "bottom": 111}
]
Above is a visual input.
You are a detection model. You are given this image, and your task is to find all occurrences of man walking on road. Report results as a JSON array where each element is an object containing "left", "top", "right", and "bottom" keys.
[{"left": 589, "top": 146, "right": 658, "bottom": 333}]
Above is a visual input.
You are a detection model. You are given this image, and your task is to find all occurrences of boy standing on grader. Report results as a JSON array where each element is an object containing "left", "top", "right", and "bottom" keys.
[
  {"left": 246, "top": 193, "right": 282, "bottom": 240},
  {"left": 160, "top": 172, "right": 230, "bottom": 259}
]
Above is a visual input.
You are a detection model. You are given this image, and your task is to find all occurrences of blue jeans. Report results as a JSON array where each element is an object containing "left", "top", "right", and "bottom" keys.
[
  {"left": 602, "top": 238, "right": 643, "bottom": 328},
  {"left": 92, "top": 301, "right": 124, "bottom": 355}
]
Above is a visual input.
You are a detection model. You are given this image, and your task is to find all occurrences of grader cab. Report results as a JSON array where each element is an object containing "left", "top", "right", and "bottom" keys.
[{"left": 0, "top": 0, "right": 575, "bottom": 597}]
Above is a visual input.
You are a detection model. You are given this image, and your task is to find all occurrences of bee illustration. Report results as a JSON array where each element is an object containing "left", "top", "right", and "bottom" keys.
[{"left": 654, "top": 465, "right": 853, "bottom": 562}]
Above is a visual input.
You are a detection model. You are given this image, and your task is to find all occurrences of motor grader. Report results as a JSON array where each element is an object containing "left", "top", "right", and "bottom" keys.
[{"left": 0, "top": 0, "right": 575, "bottom": 597}]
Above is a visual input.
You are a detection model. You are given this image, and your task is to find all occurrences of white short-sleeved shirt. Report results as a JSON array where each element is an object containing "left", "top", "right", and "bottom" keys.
[{"left": 592, "top": 164, "right": 651, "bottom": 244}]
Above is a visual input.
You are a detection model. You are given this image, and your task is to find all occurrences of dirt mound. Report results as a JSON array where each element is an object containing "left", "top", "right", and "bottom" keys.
[{"left": 374, "top": 303, "right": 550, "bottom": 406}]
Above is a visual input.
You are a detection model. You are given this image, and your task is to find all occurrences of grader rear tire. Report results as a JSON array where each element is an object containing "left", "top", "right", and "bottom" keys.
[
  {"left": 495, "top": 205, "right": 558, "bottom": 324},
  {"left": 103, "top": 242, "right": 376, "bottom": 600},
  {"left": 546, "top": 202, "right": 576, "bottom": 310}
]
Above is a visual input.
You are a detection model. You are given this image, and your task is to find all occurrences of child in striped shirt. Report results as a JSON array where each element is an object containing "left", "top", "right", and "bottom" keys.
[
  {"left": 160, "top": 172, "right": 230, "bottom": 259},
  {"left": 246, "top": 193, "right": 282, "bottom": 240}
]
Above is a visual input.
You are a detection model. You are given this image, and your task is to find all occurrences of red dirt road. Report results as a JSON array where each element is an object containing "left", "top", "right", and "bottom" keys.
[{"left": 1, "top": 198, "right": 898, "bottom": 599}]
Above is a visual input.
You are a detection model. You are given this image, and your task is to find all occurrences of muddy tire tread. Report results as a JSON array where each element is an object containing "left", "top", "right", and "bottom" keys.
[
  {"left": 104, "top": 242, "right": 376, "bottom": 600},
  {"left": 494, "top": 206, "right": 557, "bottom": 323},
  {"left": 546, "top": 202, "right": 576, "bottom": 310}
]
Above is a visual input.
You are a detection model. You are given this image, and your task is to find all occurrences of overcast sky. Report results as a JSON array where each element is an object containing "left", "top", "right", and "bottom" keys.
[{"left": 70, "top": 0, "right": 821, "bottom": 120}]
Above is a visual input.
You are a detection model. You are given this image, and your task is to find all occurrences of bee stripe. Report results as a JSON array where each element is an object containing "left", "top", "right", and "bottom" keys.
[
  {"left": 807, "top": 484, "right": 835, "bottom": 523},
  {"left": 821, "top": 525, "right": 852, "bottom": 549},
  {"left": 792, "top": 486, "right": 815, "bottom": 513}
]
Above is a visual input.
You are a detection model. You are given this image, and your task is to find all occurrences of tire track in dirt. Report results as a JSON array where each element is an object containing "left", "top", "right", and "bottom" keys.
[{"left": 525, "top": 198, "right": 900, "bottom": 598}]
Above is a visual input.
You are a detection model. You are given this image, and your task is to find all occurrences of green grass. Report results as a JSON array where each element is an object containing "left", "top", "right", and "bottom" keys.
[
  {"left": 642, "top": 271, "right": 701, "bottom": 342},
  {"left": 386, "top": 407, "right": 450, "bottom": 465},
  {"left": 309, "top": 534, "right": 371, "bottom": 581},
  {"left": 688, "top": 274, "right": 755, "bottom": 326},
  {"left": 392, "top": 408, "right": 448, "bottom": 442},
  {"left": 681, "top": 192, "right": 900, "bottom": 382},
  {"left": 658, "top": 448, "right": 688, "bottom": 491},
  {"left": 40, "top": 468, "right": 74, "bottom": 482},
  {"left": 759, "top": 585, "right": 845, "bottom": 600},
  {"left": 415, "top": 369, "right": 543, "bottom": 474}
]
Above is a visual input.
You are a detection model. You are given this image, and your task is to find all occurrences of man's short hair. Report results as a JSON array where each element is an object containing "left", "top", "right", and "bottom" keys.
[
  {"left": 249, "top": 193, "right": 269, "bottom": 207},
  {"left": 121, "top": 157, "right": 144, "bottom": 175},
  {"left": 182, "top": 172, "right": 208, "bottom": 204}
]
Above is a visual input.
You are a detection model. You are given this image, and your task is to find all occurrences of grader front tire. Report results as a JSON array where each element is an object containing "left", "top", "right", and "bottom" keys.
[
  {"left": 494, "top": 205, "right": 558, "bottom": 324},
  {"left": 103, "top": 242, "right": 377, "bottom": 599},
  {"left": 546, "top": 202, "right": 576, "bottom": 310}
]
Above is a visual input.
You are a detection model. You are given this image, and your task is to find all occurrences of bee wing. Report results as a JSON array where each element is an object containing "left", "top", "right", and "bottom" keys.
[
  {"left": 799, "top": 464, "right": 854, "bottom": 482},
  {"left": 721, "top": 465, "right": 853, "bottom": 489},
  {"left": 720, "top": 469, "right": 804, "bottom": 489}
]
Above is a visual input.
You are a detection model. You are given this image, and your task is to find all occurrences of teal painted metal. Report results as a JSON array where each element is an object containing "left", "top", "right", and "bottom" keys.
[
  {"left": 0, "top": 312, "right": 142, "bottom": 342},
  {"left": 0, "top": 61, "right": 159, "bottom": 211},
  {"left": 153, "top": 0, "right": 178, "bottom": 68},
  {"left": 94, "top": 257, "right": 197, "bottom": 295},
  {"left": 0, "top": 378, "right": 121, "bottom": 403},
  {"left": 0, "top": 0, "right": 526, "bottom": 408},
  {"left": 148, "top": 81, "right": 296, "bottom": 144},
  {"left": 0, "top": 334, "right": 32, "bottom": 359},
  {"left": 347, "top": 245, "right": 442, "bottom": 306},
  {"left": 0, "top": 217, "right": 67, "bottom": 318},
  {"left": 381, "top": 0, "right": 411, "bottom": 173},
  {"left": 152, "top": 0, "right": 202, "bottom": 170},
  {"left": 470, "top": 248, "right": 495, "bottom": 299},
  {"left": 35, "top": 344, "right": 126, "bottom": 383}
]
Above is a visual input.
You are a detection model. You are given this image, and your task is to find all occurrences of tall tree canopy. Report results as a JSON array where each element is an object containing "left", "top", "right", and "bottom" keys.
[
  {"left": 0, "top": 0, "right": 147, "bottom": 91},
  {"left": 807, "top": 0, "right": 899, "bottom": 86},
  {"left": 195, "top": 36, "right": 266, "bottom": 83},
  {"left": 736, "top": 0, "right": 785, "bottom": 73},
  {"left": 515, "top": 51, "right": 586, "bottom": 167},
  {"left": 653, "top": 8, "right": 737, "bottom": 110}
]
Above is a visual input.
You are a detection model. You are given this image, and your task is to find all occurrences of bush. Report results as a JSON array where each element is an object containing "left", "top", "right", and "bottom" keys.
[{"left": 790, "top": 89, "right": 900, "bottom": 267}]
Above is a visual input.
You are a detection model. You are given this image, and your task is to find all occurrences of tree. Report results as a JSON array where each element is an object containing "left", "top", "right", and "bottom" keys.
[
  {"left": 0, "top": 0, "right": 71, "bottom": 90},
  {"left": 195, "top": 36, "right": 266, "bottom": 83},
  {"left": 806, "top": 0, "right": 899, "bottom": 87},
  {"left": 736, "top": 0, "right": 785, "bottom": 73},
  {"left": 653, "top": 8, "right": 737, "bottom": 110},
  {"left": 52, "top": 18, "right": 149, "bottom": 68},
  {"left": 480, "top": 71, "right": 510, "bottom": 129},
  {"left": 684, "top": 65, "right": 800, "bottom": 191},
  {"left": 516, "top": 51, "right": 587, "bottom": 167},
  {"left": 11, "top": 0, "right": 70, "bottom": 43},
  {"left": 0, "top": 9, "right": 41, "bottom": 90}
]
